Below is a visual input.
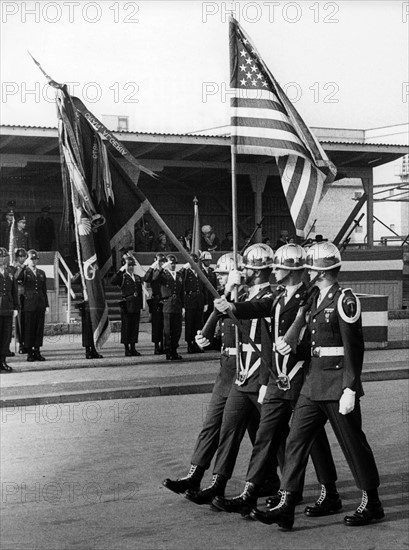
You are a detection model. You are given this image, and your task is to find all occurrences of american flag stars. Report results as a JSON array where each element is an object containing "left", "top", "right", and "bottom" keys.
[{"left": 237, "top": 43, "right": 268, "bottom": 88}]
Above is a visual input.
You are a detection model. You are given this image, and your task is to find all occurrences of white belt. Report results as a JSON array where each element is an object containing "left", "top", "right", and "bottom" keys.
[
  {"left": 225, "top": 343, "right": 261, "bottom": 355},
  {"left": 312, "top": 346, "right": 344, "bottom": 357}
]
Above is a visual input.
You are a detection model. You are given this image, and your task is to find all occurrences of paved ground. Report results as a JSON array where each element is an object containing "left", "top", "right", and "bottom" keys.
[{"left": 1, "top": 379, "right": 408, "bottom": 550}]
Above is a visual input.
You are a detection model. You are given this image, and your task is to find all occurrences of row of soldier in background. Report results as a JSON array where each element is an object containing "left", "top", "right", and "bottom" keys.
[
  {"left": 0, "top": 200, "right": 56, "bottom": 252},
  {"left": 112, "top": 250, "right": 218, "bottom": 361}
]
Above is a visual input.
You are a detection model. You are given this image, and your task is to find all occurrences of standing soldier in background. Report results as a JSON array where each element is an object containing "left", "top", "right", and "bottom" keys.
[
  {"left": 251, "top": 242, "right": 384, "bottom": 530},
  {"left": 152, "top": 253, "right": 184, "bottom": 361},
  {"left": 181, "top": 253, "right": 206, "bottom": 354},
  {"left": 13, "top": 248, "right": 28, "bottom": 354},
  {"left": 111, "top": 256, "right": 143, "bottom": 357},
  {"left": 14, "top": 216, "right": 30, "bottom": 250},
  {"left": 34, "top": 206, "right": 56, "bottom": 251},
  {"left": 0, "top": 248, "right": 18, "bottom": 372},
  {"left": 144, "top": 253, "right": 166, "bottom": 355},
  {"left": 16, "top": 249, "right": 49, "bottom": 362}
]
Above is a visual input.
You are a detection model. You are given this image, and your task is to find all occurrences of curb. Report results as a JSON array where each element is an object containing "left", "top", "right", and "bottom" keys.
[{"left": 1, "top": 368, "right": 407, "bottom": 408}]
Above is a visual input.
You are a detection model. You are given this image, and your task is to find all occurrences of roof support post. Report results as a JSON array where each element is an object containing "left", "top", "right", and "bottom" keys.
[
  {"left": 361, "top": 172, "right": 374, "bottom": 248},
  {"left": 249, "top": 173, "right": 268, "bottom": 242}
]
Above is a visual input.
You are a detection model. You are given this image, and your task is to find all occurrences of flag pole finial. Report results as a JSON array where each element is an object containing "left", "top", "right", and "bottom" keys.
[{"left": 193, "top": 196, "right": 198, "bottom": 205}]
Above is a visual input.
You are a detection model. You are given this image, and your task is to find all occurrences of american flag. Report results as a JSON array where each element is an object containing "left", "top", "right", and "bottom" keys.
[{"left": 229, "top": 17, "right": 337, "bottom": 237}]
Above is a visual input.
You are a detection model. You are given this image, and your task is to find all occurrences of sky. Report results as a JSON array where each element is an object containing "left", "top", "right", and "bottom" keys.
[{"left": 0, "top": 0, "right": 408, "bottom": 137}]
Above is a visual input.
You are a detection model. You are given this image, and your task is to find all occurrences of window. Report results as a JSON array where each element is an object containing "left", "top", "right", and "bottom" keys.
[{"left": 118, "top": 117, "right": 129, "bottom": 131}]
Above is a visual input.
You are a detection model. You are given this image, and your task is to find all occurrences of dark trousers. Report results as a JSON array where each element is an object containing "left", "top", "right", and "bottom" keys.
[
  {"left": 0, "top": 315, "right": 13, "bottom": 355},
  {"left": 246, "top": 398, "right": 337, "bottom": 487},
  {"left": 184, "top": 308, "right": 204, "bottom": 342},
  {"left": 281, "top": 394, "right": 380, "bottom": 492},
  {"left": 151, "top": 309, "right": 164, "bottom": 344},
  {"left": 213, "top": 385, "right": 265, "bottom": 480},
  {"left": 120, "top": 310, "right": 141, "bottom": 344},
  {"left": 16, "top": 296, "right": 25, "bottom": 346},
  {"left": 163, "top": 311, "right": 182, "bottom": 354},
  {"left": 24, "top": 310, "right": 45, "bottom": 348}
]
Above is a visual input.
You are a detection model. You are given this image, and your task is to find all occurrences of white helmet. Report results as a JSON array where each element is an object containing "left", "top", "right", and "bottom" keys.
[
  {"left": 242, "top": 243, "right": 274, "bottom": 269},
  {"left": 305, "top": 242, "right": 342, "bottom": 271},
  {"left": 214, "top": 253, "right": 243, "bottom": 273},
  {"left": 200, "top": 251, "right": 212, "bottom": 260},
  {"left": 273, "top": 244, "right": 305, "bottom": 270}
]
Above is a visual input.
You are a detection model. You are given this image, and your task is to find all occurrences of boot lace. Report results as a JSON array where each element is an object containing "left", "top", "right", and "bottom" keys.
[
  {"left": 209, "top": 474, "right": 219, "bottom": 487},
  {"left": 239, "top": 481, "right": 253, "bottom": 497},
  {"left": 271, "top": 489, "right": 287, "bottom": 511},
  {"left": 187, "top": 465, "right": 197, "bottom": 478},
  {"left": 357, "top": 490, "right": 368, "bottom": 513},
  {"left": 316, "top": 485, "right": 327, "bottom": 505}
]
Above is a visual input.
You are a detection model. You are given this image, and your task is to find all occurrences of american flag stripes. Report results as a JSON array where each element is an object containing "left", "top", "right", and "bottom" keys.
[{"left": 229, "top": 17, "right": 337, "bottom": 237}]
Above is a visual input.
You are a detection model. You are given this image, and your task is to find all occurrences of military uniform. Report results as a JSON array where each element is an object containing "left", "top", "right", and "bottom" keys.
[
  {"left": 153, "top": 267, "right": 184, "bottom": 359},
  {"left": 181, "top": 266, "right": 206, "bottom": 351},
  {"left": 13, "top": 263, "right": 26, "bottom": 353},
  {"left": 111, "top": 269, "right": 143, "bottom": 353},
  {"left": 232, "top": 284, "right": 337, "bottom": 489},
  {"left": 202, "top": 265, "right": 217, "bottom": 323},
  {"left": 16, "top": 265, "right": 49, "bottom": 359},
  {"left": 34, "top": 214, "right": 55, "bottom": 251},
  {"left": 280, "top": 284, "right": 380, "bottom": 493},
  {"left": 209, "top": 283, "right": 275, "bottom": 481},
  {"left": 0, "top": 266, "right": 18, "bottom": 370},
  {"left": 144, "top": 266, "right": 164, "bottom": 352}
]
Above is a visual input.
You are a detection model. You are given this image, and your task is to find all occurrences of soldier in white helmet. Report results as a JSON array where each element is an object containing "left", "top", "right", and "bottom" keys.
[
  {"left": 185, "top": 244, "right": 282, "bottom": 505},
  {"left": 212, "top": 243, "right": 338, "bottom": 517},
  {"left": 251, "top": 242, "right": 384, "bottom": 529},
  {"left": 162, "top": 252, "right": 260, "bottom": 495}
]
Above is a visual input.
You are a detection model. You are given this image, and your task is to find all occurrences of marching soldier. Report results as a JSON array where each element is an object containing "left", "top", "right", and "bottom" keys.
[
  {"left": 251, "top": 242, "right": 384, "bottom": 529},
  {"left": 212, "top": 244, "right": 338, "bottom": 516},
  {"left": 162, "top": 253, "right": 261, "bottom": 494},
  {"left": 0, "top": 248, "right": 18, "bottom": 372},
  {"left": 152, "top": 253, "right": 184, "bottom": 360},
  {"left": 181, "top": 253, "right": 206, "bottom": 354},
  {"left": 144, "top": 252, "right": 166, "bottom": 354},
  {"left": 16, "top": 249, "right": 49, "bottom": 362},
  {"left": 111, "top": 256, "right": 143, "bottom": 357},
  {"left": 185, "top": 244, "right": 280, "bottom": 505}
]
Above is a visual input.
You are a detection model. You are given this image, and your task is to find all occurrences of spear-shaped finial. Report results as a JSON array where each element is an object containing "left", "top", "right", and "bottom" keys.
[{"left": 28, "top": 51, "right": 63, "bottom": 89}]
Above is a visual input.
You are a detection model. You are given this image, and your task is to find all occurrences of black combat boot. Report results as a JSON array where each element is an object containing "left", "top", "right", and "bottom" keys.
[
  {"left": 154, "top": 343, "right": 164, "bottom": 355},
  {"left": 185, "top": 474, "right": 227, "bottom": 505},
  {"left": 212, "top": 481, "right": 259, "bottom": 515},
  {"left": 34, "top": 348, "right": 45, "bottom": 361},
  {"left": 27, "top": 348, "right": 36, "bottom": 362},
  {"left": 257, "top": 474, "right": 281, "bottom": 498},
  {"left": 0, "top": 356, "right": 13, "bottom": 372},
  {"left": 343, "top": 489, "right": 384, "bottom": 526},
  {"left": 130, "top": 344, "right": 141, "bottom": 357},
  {"left": 162, "top": 464, "right": 205, "bottom": 494},
  {"left": 124, "top": 344, "right": 132, "bottom": 357},
  {"left": 266, "top": 490, "right": 303, "bottom": 509},
  {"left": 250, "top": 490, "right": 297, "bottom": 530},
  {"left": 304, "top": 483, "right": 342, "bottom": 517}
]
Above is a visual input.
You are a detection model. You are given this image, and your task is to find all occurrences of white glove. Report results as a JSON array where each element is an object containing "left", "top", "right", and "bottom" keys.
[
  {"left": 162, "top": 261, "right": 172, "bottom": 270},
  {"left": 12, "top": 310, "right": 18, "bottom": 318},
  {"left": 276, "top": 336, "right": 292, "bottom": 356},
  {"left": 214, "top": 296, "right": 232, "bottom": 313},
  {"left": 203, "top": 304, "right": 209, "bottom": 313},
  {"left": 120, "top": 265, "right": 127, "bottom": 272},
  {"left": 150, "top": 260, "right": 159, "bottom": 269},
  {"left": 195, "top": 330, "right": 210, "bottom": 349},
  {"left": 225, "top": 269, "right": 242, "bottom": 293},
  {"left": 258, "top": 385, "right": 268, "bottom": 404},
  {"left": 45, "top": 307, "right": 50, "bottom": 314},
  {"left": 339, "top": 388, "right": 356, "bottom": 415}
]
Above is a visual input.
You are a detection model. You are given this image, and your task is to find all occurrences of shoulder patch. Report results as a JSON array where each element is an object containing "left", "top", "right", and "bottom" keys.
[{"left": 337, "top": 288, "right": 361, "bottom": 324}]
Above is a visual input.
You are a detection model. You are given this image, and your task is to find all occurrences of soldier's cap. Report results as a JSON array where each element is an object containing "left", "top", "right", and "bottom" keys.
[
  {"left": 41, "top": 205, "right": 51, "bottom": 212},
  {"left": 14, "top": 248, "right": 27, "bottom": 258},
  {"left": 166, "top": 254, "right": 177, "bottom": 263},
  {"left": 27, "top": 249, "right": 39, "bottom": 260},
  {"left": 0, "top": 247, "right": 10, "bottom": 258},
  {"left": 125, "top": 257, "right": 136, "bottom": 266},
  {"left": 17, "top": 215, "right": 26, "bottom": 222},
  {"left": 155, "top": 253, "right": 166, "bottom": 261},
  {"left": 7, "top": 200, "right": 16, "bottom": 208},
  {"left": 6, "top": 209, "right": 14, "bottom": 216},
  {"left": 190, "top": 253, "right": 199, "bottom": 262}
]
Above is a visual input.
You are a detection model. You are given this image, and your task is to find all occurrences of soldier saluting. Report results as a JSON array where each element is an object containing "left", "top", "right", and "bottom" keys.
[
  {"left": 251, "top": 242, "right": 384, "bottom": 530},
  {"left": 0, "top": 248, "right": 18, "bottom": 372},
  {"left": 16, "top": 249, "right": 49, "bottom": 362}
]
